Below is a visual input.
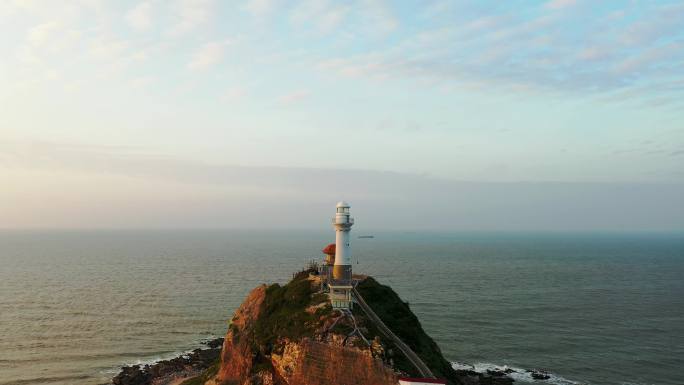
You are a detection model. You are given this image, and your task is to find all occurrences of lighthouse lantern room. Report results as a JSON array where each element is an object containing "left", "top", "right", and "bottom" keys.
[{"left": 328, "top": 201, "right": 354, "bottom": 309}]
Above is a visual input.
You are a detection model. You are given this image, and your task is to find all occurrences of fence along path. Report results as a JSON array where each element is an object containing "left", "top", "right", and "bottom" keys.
[{"left": 351, "top": 287, "right": 435, "bottom": 379}]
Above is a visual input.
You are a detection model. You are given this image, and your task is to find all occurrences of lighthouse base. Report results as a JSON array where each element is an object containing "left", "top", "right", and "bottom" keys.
[
  {"left": 332, "top": 264, "right": 352, "bottom": 282},
  {"left": 328, "top": 283, "right": 353, "bottom": 309}
]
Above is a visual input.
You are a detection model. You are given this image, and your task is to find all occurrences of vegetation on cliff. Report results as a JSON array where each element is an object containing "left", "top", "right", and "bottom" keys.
[
  {"left": 253, "top": 269, "right": 330, "bottom": 349},
  {"left": 243, "top": 271, "right": 461, "bottom": 384},
  {"left": 356, "top": 277, "right": 459, "bottom": 383}
]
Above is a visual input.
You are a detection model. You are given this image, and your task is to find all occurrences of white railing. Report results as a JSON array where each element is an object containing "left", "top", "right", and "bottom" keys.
[{"left": 331, "top": 217, "right": 354, "bottom": 224}]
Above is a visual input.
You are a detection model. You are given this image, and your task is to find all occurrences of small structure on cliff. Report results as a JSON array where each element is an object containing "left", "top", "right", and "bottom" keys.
[
  {"left": 328, "top": 201, "right": 354, "bottom": 309},
  {"left": 322, "top": 243, "right": 336, "bottom": 266}
]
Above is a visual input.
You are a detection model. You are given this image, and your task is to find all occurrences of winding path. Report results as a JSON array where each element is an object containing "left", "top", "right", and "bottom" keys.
[{"left": 351, "top": 287, "right": 435, "bottom": 379}]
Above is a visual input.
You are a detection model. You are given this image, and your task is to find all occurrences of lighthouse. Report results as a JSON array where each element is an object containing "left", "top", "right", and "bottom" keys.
[
  {"left": 332, "top": 201, "right": 354, "bottom": 282},
  {"left": 328, "top": 201, "right": 354, "bottom": 309}
]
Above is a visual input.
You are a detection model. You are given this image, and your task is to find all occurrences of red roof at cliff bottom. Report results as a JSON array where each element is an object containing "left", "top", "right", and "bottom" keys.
[{"left": 322, "top": 243, "right": 336, "bottom": 255}]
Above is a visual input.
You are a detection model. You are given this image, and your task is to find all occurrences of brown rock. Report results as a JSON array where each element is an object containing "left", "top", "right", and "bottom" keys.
[
  {"left": 214, "top": 285, "right": 268, "bottom": 385},
  {"left": 210, "top": 282, "right": 398, "bottom": 385}
]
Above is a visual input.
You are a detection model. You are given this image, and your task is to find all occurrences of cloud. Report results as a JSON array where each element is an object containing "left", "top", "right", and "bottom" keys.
[
  {"left": 23, "top": 20, "right": 81, "bottom": 56},
  {"left": 308, "top": 1, "right": 684, "bottom": 106},
  {"left": 12, "top": 0, "right": 684, "bottom": 107},
  {"left": 88, "top": 37, "right": 129, "bottom": 60},
  {"left": 620, "top": 5, "right": 684, "bottom": 46},
  {"left": 4, "top": 140, "right": 683, "bottom": 231},
  {"left": 129, "top": 76, "right": 156, "bottom": 89},
  {"left": 170, "top": 0, "right": 214, "bottom": 35},
  {"left": 360, "top": 0, "right": 398, "bottom": 34},
  {"left": 578, "top": 46, "right": 613, "bottom": 61},
  {"left": 126, "top": 1, "right": 154, "bottom": 31},
  {"left": 316, "top": 5, "right": 350, "bottom": 32},
  {"left": 290, "top": 0, "right": 351, "bottom": 33},
  {"left": 188, "top": 40, "right": 231, "bottom": 71},
  {"left": 244, "top": 0, "right": 279, "bottom": 16},
  {"left": 612, "top": 42, "right": 683, "bottom": 75},
  {"left": 545, "top": 0, "right": 577, "bottom": 10},
  {"left": 222, "top": 86, "right": 247, "bottom": 102},
  {"left": 27, "top": 21, "right": 61, "bottom": 46},
  {"left": 278, "top": 89, "right": 310, "bottom": 104}
]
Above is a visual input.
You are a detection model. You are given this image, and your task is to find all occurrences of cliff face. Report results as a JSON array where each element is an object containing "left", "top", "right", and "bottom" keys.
[
  {"left": 212, "top": 284, "right": 268, "bottom": 384},
  {"left": 198, "top": 269, "right": 510, "bottom": 385},
  {"left": 207, "top": 270, "right": 398, "bottom": 385}
]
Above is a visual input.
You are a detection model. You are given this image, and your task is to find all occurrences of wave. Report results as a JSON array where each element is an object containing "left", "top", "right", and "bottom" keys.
[
  {"left": 100, "top": 334, "right": 219, "bottom": 375},
  {"left": 0, "top": 374, "right": 91, "bottom": 385},
  {"left": 452, "top": 361, "right": 585, "bottom": 385}
]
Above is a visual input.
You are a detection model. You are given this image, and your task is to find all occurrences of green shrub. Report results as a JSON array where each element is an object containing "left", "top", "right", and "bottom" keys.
[
  {"left": 252, "top": 274, "right": 318, "bottom": 347},
  {"left": 356, "top": 277, "right": 458, "bottom": 383}
]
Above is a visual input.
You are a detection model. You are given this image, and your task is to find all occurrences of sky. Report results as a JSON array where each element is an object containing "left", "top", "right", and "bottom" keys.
[{"left": 0, "top": 0, "right": 683, "bottom": 230}]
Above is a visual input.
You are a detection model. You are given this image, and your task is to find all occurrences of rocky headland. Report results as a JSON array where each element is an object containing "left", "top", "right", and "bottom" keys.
[{"left": 111, "top": 268, "right": 514, "bottom": 385}]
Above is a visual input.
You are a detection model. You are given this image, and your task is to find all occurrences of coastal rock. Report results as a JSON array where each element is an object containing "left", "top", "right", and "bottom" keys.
[
  {"left": 112, "top": 365, "right": 149, "bottom": 385},
  {"left": 214, "top": 284, "right": 268, "bottom": 385},
  {"left": 528, "top": 369, "right": 550, "bottom": 380},
  {"left": 211, "top": 273, "right": 401, "bottom": 385},
  {"left": 110, "top": 338, "right": 223, "bottom": 385},
  {"left": 206, "top": 271, "right": 507, "bottom": 385},
  {"left": 270, "top": 340, "right": 302, "bottom": 381},
  {"left": 453, "top": 369, "right": 514, "bottom": 385},
  {"left": 116, "top": 270, "right": 514, "bottom": 385},
  {"left": 486, "top": 369, "right": 503, "bottom": 376}
]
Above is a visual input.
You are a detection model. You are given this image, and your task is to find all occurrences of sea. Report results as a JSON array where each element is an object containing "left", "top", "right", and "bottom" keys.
[{"left": 0, "top": 230, "right": 682, "bottom": 385}]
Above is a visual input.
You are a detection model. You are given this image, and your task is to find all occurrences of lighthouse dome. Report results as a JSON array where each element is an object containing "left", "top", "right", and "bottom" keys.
[{"left": 336, "top": 201, "right": 350, "bottom": 208}]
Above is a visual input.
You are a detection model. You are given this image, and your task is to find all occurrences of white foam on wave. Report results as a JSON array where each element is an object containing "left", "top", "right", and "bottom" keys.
[
  {"left": 452, "top": 361, "right": 586, "bottom": 385},
  {"left": 100, "top": 334, "right": 219, "bottom": 375},
  {"left": 620, "top": 382, "right": 655, "bottom": 385}
]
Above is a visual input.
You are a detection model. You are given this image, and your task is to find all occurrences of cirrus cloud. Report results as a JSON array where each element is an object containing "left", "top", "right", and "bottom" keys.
[
  {"left": 188, "top": 40, "right": 231, "bottom": 71},
  {"left": 126, "top": 1, "right": 154, "bottom": 31}
]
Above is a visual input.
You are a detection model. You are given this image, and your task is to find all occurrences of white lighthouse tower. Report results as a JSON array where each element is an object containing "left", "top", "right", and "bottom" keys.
[
  {"left": 329, "top": 201, "right": 354, "bottom": 309},
  {"left": 332, "top": 201, "right": 354, "bottom": 282}
]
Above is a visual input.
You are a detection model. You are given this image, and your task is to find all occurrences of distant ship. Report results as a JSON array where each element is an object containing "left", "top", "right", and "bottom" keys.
[{"left": 358, "top": 235, "right": 374, "bottom": 239}]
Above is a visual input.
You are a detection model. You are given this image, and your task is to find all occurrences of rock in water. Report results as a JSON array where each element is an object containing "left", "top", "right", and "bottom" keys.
[
  {"left": 112, "top": 365, "right": 150, "bottom": 385},
  {"left": 529, "top": 369, "right": 551, "bottom": 380}
]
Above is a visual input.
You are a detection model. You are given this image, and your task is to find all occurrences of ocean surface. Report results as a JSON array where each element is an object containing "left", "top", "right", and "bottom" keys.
[{"left": 0, "top": 230, "right": 682, "bottom": 385}]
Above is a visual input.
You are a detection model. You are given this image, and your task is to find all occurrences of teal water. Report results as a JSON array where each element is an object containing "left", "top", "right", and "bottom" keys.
[{"left": 0, "top": 230, "right": 682, "bottom": 385}]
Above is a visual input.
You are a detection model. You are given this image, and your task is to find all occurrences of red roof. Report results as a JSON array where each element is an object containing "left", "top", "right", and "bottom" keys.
[
  {"left": 398, "top": 378, "right": 447, "bottom": 384},
  {"left": 322, "top": 243, "right": 336, "bottom": 255}
]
